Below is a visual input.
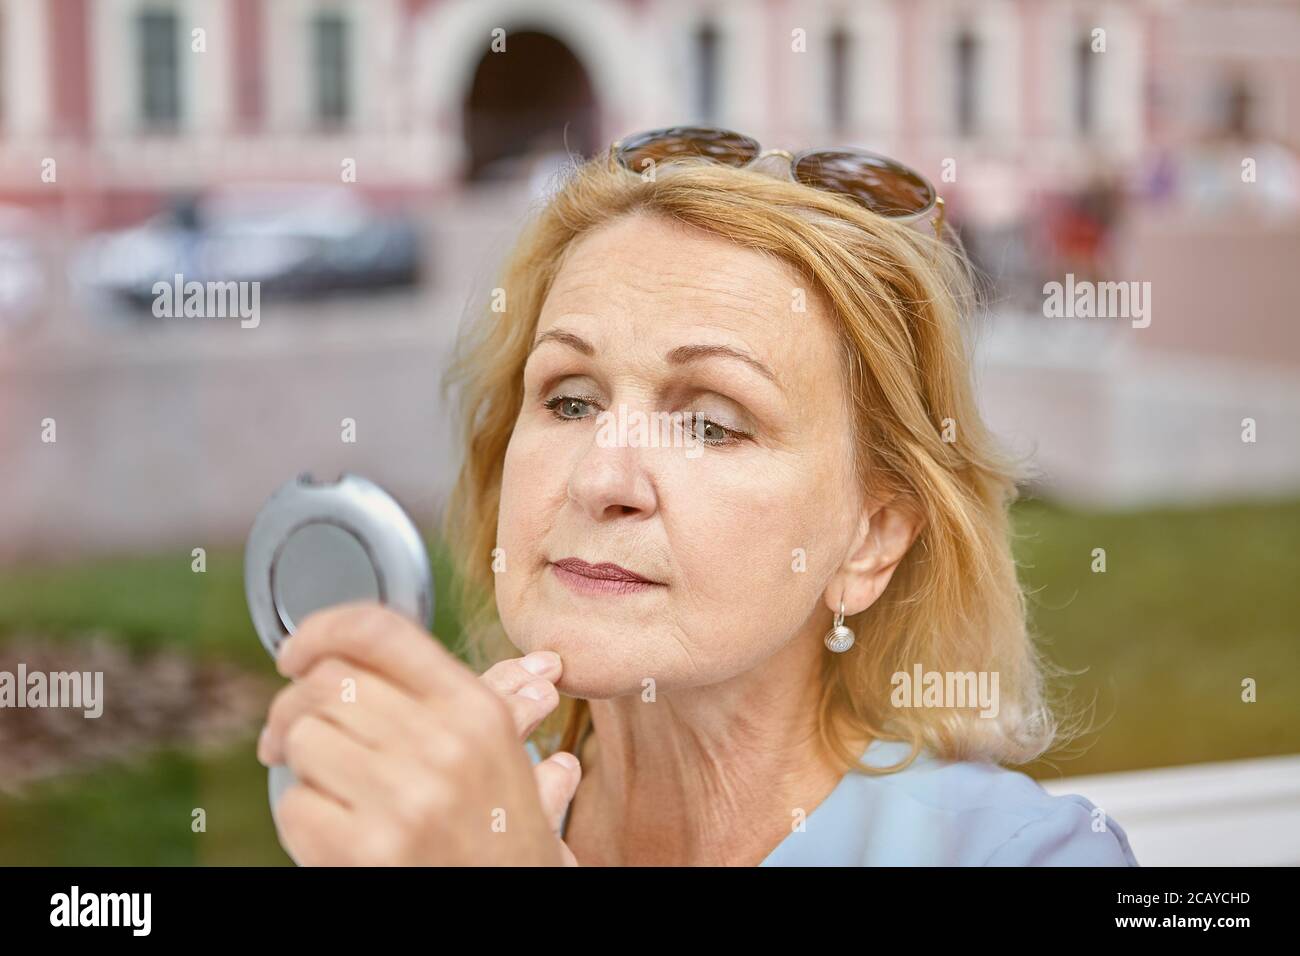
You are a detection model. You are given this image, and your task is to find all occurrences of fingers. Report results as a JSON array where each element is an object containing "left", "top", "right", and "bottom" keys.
[
  {"left": 274, "top": 783, "right": 354, "bottom": 866},
  {"left": 259, "top": 657, "right": 424, "bottom": 767},
  {"left": 501, "top": 677, "right": 561, "bottom": 741},
  {"left": 481, "top": 652, "right": 564, "bottom": 740},
  {"left": 281, "top": 712, "right": 401, "bottom": 809},
  {"left": 480, "top": 651, "right": 562, "bottom": 695},
  {"left": 532, "top": 751, "right": 582, "bottom": 834},
  {"left": 278, "top": 601, "right": 466, "bottom": 698}
]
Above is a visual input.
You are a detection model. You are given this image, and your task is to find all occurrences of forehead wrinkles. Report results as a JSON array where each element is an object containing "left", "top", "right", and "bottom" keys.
[
  {"left": 535, "top": 220, "right": 841, "bottom": 401},
  {"left": 543, "top": 236, "right": 806, "bottom": 335}
]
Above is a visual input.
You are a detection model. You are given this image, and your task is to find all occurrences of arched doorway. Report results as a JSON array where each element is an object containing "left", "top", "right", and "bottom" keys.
[{"left": 462, "top": 30, "right": 599, "bottom": 182}]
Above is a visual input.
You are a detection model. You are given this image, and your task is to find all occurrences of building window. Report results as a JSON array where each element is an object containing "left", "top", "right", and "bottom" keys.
[
  {"left": 138, "top": 10, "right": 181, "bottom": 129},
  {"left": 312, "top": 12, "right": 350, "bottom": 125},
  {"left": 694, "top": 21, "right": 719, "bottom": 123},
  {"left": 828, "top": 26, "right": 850, "bottom": 134},
  {"left": 954, "top": 28, "right": 979, "bottom": 137},
  {"left": 1074, "top": 34, "right": 1096, "bottom": 135}
]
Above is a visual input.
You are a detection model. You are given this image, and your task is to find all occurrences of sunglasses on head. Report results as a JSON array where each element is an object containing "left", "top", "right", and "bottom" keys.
[{"left": 608, "top": 125, "right": 945, "bottom": 239}]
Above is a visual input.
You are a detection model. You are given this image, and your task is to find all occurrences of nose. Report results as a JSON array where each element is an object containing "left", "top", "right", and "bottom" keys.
[{"left": 565, "top": 425, "right": 659, "bottom": 523}]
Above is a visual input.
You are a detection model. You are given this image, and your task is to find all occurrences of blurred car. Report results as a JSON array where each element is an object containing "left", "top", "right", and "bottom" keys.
[
  {"left": 72, "top": 184, "right": 423, "bottom": 309},
  {"left": 0, "top": 204, "right": 45, "bottom": 336}
]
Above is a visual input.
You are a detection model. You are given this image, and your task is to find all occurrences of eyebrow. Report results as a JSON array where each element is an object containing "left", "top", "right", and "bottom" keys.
[{"left": 528, "top": 328, "right": 782, "bottom": 390}]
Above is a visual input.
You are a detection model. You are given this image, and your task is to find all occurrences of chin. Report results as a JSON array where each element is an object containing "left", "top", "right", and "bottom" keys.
[
  {"left": 542, "top": 640, "right": 656, "bottom": 699},
  {"left": 552, "top": 670, "right": 623, "bottom": 700},
  {"left": 510, "top": 624, "right": 670, "bottom": 697}
]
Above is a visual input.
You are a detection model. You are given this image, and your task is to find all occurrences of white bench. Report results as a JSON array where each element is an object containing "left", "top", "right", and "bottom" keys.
[{"left": 1039, "top": 753, "right": 1300, "bottom": 866}]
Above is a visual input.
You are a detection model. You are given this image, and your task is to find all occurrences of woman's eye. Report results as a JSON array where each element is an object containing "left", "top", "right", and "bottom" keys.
[
  {"left": 542, "top": 395, "right": 596, "bottom": 420},
  {"left": 541, "top": 396, "right": 750, "bottom": 448},
  {"left": 684, "top": 413, "right": 749, "bottom": 447}
]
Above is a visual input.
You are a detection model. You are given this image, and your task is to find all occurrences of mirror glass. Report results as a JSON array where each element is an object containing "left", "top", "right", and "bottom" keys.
[{"left": 272, "top": 522, "right": 380, "bottom": 632}]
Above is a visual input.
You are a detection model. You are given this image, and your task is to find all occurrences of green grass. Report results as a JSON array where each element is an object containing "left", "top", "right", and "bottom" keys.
[
  {"left": 0, "top": 737, "right": 289, "bottom": 865},
  {"left": 0, "top": 535, "right": 469, "bottom": 865},
  {"left": 0, "top": 535, "right": 467, "bottom": 669},
  {"left": 1, "top": 500, "right": 1297, "bottom": 863},
  {"left": 1013, "top": 496, "right": 1300, "bottom": 779}
]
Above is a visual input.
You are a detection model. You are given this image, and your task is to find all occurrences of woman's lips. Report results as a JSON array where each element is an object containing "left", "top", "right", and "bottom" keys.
[{"left": 549, "top": 558, "right": 662, "bottom": 595}]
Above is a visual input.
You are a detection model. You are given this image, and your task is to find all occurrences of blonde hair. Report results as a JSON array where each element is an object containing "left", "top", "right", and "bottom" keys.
[{"left": 440, "top": 152, "right": 1069, "bottom": 775}]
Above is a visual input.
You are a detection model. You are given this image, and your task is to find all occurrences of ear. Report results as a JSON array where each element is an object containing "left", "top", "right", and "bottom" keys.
[{"left": 824, "top": 496, "right": 923, "bottom": 618}]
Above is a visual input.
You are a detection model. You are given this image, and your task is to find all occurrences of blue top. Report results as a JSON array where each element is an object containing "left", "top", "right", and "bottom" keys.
[{"left": 525, "top": 737, "right": 1139, "bottom": 866}]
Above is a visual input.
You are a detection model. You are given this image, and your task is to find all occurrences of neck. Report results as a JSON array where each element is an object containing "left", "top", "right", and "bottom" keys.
[{"left": 562, "top": 626, "right": 857, "bottom": 866}]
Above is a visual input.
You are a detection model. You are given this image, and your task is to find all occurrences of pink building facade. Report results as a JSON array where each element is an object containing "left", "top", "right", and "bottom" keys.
[{"left": 1, "top": 0, "right": 1294, "bottom": 228}]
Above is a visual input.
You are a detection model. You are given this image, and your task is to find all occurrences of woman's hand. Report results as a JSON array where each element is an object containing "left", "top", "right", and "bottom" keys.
[
  {"left": 256, "top": 601, "right": 581, "bottom": 866},
  {"left": 479, "top": 651, "right": 584, "bottom": 865},
  {"left": 480, "top": 650, "right": 566, "bottom": 741}
]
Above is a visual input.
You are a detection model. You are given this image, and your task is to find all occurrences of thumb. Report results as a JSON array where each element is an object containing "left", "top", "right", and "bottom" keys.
[{"left": 533, "top": 750, "right": 582, "bottom": 834}]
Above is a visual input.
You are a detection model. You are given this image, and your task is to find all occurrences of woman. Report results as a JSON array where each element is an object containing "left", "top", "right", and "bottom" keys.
[{"left": 257, "top": 127, "right": 1138, "bottom": 866}]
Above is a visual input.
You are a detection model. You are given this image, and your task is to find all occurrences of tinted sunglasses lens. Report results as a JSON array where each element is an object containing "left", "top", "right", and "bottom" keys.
[
  {"left": 794, "top": 150, "right": 935, "bottom": 218},
  {"left": 616, "top": 126, "right": 760, "bottom": 173}
]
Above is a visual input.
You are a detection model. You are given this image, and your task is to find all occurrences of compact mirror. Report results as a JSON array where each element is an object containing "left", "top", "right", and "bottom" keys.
[
  {"left": 245, "top": 471, "right": 433, "bottom": 658},
  {"left": 244, "top": 471, "right": 434, "bottom": 839}
]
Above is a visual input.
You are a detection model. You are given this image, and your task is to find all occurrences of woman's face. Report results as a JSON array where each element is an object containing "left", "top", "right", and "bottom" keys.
[{"left": 495, "top": 211, "right": 864, "bottom": 699}]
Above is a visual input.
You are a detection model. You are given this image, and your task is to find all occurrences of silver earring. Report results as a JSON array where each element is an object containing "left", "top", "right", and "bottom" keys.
[{"left": 824, "top": 600, "right": 855, "bottom": 653}]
